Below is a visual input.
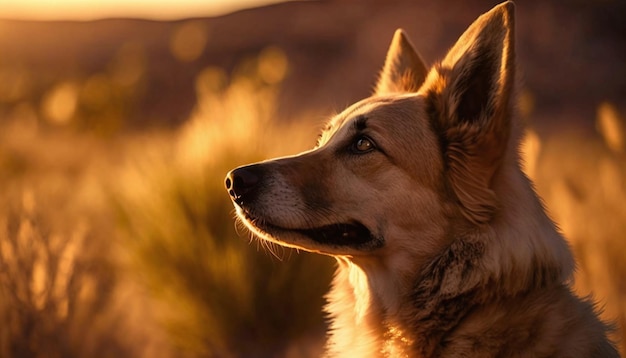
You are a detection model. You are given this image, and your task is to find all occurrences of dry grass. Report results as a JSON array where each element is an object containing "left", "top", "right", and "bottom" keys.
[
  {"left": 111, "top": 52, "right": 335, "bottom": 357},
  {"left": 0, "top": 130, "right": 169, "bottom": 357},
  {"left": 0, "top": 46, "right": 624, "bottom": 357},
  {"left": 0, "top": 48, "right": 333, "bottom": 357},
  {"left": 523, "top": 102, "right": 626, "bottom": 353}
]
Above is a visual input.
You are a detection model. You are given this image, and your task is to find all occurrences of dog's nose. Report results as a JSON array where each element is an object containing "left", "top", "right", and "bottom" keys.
[{"left": 225, "top": 166, "right": 261, "bottom": 204}]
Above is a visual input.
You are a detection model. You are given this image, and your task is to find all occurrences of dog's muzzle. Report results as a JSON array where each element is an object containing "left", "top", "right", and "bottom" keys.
[{"left": 225, "top": 164, "right": 383, "bottom": 249}]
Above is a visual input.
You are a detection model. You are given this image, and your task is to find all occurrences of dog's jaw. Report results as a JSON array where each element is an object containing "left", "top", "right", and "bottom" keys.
[{"left": 236, "top": 206, "right": 384, "bottom": 254}]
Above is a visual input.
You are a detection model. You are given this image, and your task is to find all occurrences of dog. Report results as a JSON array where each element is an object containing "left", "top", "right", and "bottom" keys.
[{"left": 225, "top": 2, "right": 619, "bottom": 356}]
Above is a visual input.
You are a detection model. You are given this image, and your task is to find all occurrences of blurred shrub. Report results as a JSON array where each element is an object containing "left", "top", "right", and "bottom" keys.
[
  {"left": 113, "top": 49, "right": 334, "bottom": 357},
  {"left": 523, "top": 102, "right": 626, "bottom": 355},
  {"left": 0, "top": 183, "right": 164, "bottom": 357},
  {"left": 0, "top": 111, "right": 175, "bottom": 357}
]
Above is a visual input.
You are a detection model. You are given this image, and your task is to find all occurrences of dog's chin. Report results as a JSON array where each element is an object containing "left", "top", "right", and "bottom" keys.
[{"left": 240, "top": 213, "right": 380, "bottom": 252}]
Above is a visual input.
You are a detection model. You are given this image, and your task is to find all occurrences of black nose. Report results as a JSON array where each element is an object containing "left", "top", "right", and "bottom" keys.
[{"left": 225, "top": 165, "right": 261, "bottom": 205}]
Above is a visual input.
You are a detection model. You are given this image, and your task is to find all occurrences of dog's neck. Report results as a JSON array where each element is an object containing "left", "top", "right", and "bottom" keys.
[
  {"left": 325, "top": 242, "right": 487, "bottom": 358},
  {"left": 324, "top": 169, "right": 574, "bottom": 358},
  {"left": 325, "top": 256, "right": 414, "bottom": 357}
]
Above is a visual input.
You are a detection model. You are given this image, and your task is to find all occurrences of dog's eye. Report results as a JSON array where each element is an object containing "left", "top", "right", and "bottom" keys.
[{"left": 352, "top": 136, "right": 375, "bottom": 153}]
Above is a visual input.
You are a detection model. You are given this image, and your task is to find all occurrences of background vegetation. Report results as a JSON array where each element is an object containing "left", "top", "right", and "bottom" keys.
[{"left": 0, "top": 47, "right": 338, "bottom": 357}]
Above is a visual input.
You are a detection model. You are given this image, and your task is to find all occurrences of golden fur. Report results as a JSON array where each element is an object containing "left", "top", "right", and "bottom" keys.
[{"left": 225, "top": 2, "right": 619, "bottom": 356}]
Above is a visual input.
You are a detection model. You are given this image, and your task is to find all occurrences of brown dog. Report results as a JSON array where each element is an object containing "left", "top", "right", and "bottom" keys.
[{"left": 225, "top": 2, "right": 619, "bottom": 356}]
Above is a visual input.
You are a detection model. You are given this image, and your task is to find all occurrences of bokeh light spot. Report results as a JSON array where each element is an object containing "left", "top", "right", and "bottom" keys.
[
  {"left": 518, "top": 90, "right": 535, "bottom": 119},
  {"left": 0, "top": 65, "right": 31, "bottom": 102},
  {"left": 42, "top": 82, "right": 79, "bottom": 125},
  {"left": 170, "top": 21, "right": 209, "bottom": 63},
  {"left": 195, "top": 66, "right": 228, "bottom": 96},
  {"left": 110, "top": 42, "right": 146, "bottom": 88},
  {"left": 597, "top": 102, "right": 624, "bottom": 153},
  {"left": 257, "top": 46, "right": 288, "bottom": 84}
]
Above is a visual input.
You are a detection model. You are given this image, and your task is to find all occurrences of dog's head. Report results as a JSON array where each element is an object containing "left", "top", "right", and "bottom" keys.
[{"left": 226, "top": 2, "right": 516, "bottom": 261}]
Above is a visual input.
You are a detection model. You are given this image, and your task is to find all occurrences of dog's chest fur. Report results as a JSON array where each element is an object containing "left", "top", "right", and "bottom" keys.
[
  {"left": 322, "top": 220, "right": 616, "bottom": 358},
  {"left": 324, "top": 258, "right": 414, "bottom": 357},
  {"left": 323, "top": 243, "right": 480, "bottom": 358}
]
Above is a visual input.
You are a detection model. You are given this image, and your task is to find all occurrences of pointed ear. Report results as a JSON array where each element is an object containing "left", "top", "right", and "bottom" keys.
[
  {"left": 374, "top": 29, "right": 428, "bottom": 95},
  {"left": 425, "top": 1, "right": 516, "bottom": 225}
]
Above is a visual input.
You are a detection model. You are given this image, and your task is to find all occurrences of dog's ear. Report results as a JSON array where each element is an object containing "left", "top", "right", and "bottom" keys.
[
  {"left": 374, "top": 29, "right": 428, "bottom": 95},
  {"left": 424, "top": 1, "right": 515, "bottom": 225}
]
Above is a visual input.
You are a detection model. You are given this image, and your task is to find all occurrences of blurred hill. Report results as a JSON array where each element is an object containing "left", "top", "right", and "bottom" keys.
[{"left": 0, "top": 0, "right": 624, "bottom": 130}]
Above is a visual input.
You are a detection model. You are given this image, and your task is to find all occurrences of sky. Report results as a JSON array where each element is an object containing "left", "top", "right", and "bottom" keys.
[{"left": 0, "top": 0, "right": 290, "bottom": 21}]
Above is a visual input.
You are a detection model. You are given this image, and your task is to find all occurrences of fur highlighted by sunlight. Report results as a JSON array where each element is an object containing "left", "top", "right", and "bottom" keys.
[{"left": 225, "top": 2, "right": 619, "bottom": 356}]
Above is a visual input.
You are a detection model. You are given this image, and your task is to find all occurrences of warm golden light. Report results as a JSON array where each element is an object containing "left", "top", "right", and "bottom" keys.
[
  {"left": 0, "top": 0, "right": 291, "bottom": 20},
  {"left": 597, "top": 102, "right": 624, "bottom": 153},
  {"left": 520, "top": 129, "right": 540, "bottom": 179},
  {"left": 0, "top": 2, "right": 623, "bottom": 356}
]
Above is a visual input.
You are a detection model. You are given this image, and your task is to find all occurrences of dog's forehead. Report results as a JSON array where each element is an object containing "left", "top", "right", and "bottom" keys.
[
  {"left": 337, "top": 96, "right": 399, "bottom": 125},
  {"left": 322, "top": 94, "right": 424, "bottom": 139}
]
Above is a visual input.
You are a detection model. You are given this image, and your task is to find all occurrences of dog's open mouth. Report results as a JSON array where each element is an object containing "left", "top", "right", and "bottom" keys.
[
  {"left": 244, "top": 212, "right": 377, "bottom": 247},
  {"left": 293, "top": 222, "right": 375, "bottom": 246}
]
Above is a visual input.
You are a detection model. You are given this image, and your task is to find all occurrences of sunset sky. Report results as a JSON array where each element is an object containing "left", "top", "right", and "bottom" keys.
[{"left": 0, "top": 0, "right": 289, "bottom": 21}]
